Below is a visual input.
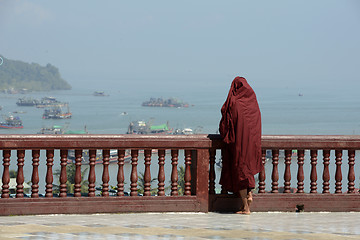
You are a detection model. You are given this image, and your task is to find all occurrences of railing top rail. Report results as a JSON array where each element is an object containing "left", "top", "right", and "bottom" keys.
[
  {"left": 208, "top": 134, "right": 360, "bottom": 150},
  {"left": 0, "top": 134, "right": 212, "bottom": 149},
  {"left": 2, "top": 134, "right": 360, "bottom": 150}
]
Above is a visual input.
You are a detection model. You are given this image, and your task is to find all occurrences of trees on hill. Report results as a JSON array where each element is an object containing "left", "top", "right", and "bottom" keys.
[{"left": 0, "top": 55, "right": 71, "bottom": 91}]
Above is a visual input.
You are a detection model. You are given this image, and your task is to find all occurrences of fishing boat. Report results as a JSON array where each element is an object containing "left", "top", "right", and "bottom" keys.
[
  {"left": 0, "top": 115, "right": 23, "bottom": 129},
  {"left": 16, "top": 97, "right": 39, "bottom": 106},
  {"left": 42, "top": 104, "right": 72, "bottom": 119},
  {"left": 142, "top": 97, "right": 189, "bottom": 108},
  {"left": 173, "top": 128, "right": 193, "bottom": 135},
  {"left": 37, "top": 124, "right": 88, "bottom": 135},
  {"left": 36, "top": 96, "right": 67, "bottom": 108},
  {"left": 37, "top": 125, "right": 65, "bottom": 134},
  {"left": 93, "top": 91, "right": 108, "bottom": 96},
  {"left": 173, "top": 126, "right": 203, "bottom": 135},
  {"left": 127, "top": 120, "right": 173, "bottom": 134}
]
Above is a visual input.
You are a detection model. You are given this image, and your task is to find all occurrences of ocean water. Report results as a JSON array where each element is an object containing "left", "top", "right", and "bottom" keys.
[
  {"left": 1, "top": 85, "right": 223, "bottom": 135},
  {"left": 1, "top": 81, "right": 360, "bottom": 135},
  {"left": 1, "top": 82, "right": 360, "bottom": 194}
]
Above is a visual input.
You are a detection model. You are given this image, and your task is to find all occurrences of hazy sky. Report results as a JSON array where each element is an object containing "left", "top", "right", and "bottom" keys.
[{"left": 1, "top": 0, "right": 359, "bottom": 92}]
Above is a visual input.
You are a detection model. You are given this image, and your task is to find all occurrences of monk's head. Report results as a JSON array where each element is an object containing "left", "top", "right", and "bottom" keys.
[{"left": 232, "top": 77, "right": 247, "bottom": 92}]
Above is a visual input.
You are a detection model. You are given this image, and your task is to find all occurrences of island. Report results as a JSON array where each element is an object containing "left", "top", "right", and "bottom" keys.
[{"left": 0, "top": 54, "right": 71, "bottom": 92}]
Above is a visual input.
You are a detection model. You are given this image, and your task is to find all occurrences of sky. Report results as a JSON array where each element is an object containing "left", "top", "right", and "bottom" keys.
[{"left": 0, "top": 0, "right": 360, "bottom": 93}]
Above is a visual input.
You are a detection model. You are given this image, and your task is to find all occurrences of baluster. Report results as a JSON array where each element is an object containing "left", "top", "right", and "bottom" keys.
[
  {"left": 45, "top": 150, "right": 54, "bottom": 197},
  {"left": 88, "top": 149, "right": 96, "bottom": 197},
  {"left": 271, "top": 149, "right": 279, "bottom": 193},
  {"left": 59, "top": 149, "right": 68, "bottom": 197},
  {"left": 157, "top": 149, "right": 166, "bottom": 196},
  {"left": 283, "top": 150, "right": 292, "bottom": 193},
  {"left": 258, "top": 149, "right": 266, "bottom": 193},
  {"left": 322, "top": 150, "right": 330, "bottom": 193},
  {"left": 184, "top": 150, "right": 192, "bottom": 196},
  {"left": 102, "top": 149, "right": 110, "bottom": 197},
  {"left": 130, "top": 150, "right": 138, "bottom": 196},
  {"left": 31, "top": 150, "right": 40, "bottom": 198},
  {"left": 16, "top": 150, "right": 25, "bottom": 198},
  {"left": 144, "top": 150, "right": 152, "bottom": 196},
  {"left": 171, "top": 149, "right": 179, "bottom": 196},
  {"left": 348, "top": 150, "right": 355, "bottom": 193},
  {"left": 117, "top": 149, "right": 125, "bottom": 196},
  {"left": 74, "top": 150, "right": 82, "bottom": 197},
  {"left": 335, "top": 150, "right": 342, "bottom": 194},
  {"left": 220, "top": 148, "right": 227, "bottom": 194},
  {"left": 296, "top": 149, "right": 305, "bottom": 193},
  {"left": 209, "top": 149, "right": 216, "bottom": 194},
  {"left": 1, "top": 150, "right": 11, "bottom": 198},
  {"left": 310, "top": 150, "right": 318, "bottom": 193}
]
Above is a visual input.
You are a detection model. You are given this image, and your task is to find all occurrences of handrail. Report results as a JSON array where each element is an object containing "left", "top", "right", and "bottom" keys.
[
  {"left": 208, "top": 134, "right": 360, "bottom": 149},
  {"left": 0, "top": 134, "right": 211, "bottom": 149},
  {"left": 3, "top": 134, "right": 360, "bottom": 149},
  {"left": 261, "top": 135, "right": 360, "bottom": 149}
]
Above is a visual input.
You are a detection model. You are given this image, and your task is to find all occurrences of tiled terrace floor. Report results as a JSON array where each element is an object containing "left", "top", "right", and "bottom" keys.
[{"left": 0, "top": 212, "right": 359, "bottom": 240}]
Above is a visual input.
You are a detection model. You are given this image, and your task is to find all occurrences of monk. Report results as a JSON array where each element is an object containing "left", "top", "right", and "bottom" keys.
[{"left": 219, "top": 76, "right": 263, "bottom": 214}]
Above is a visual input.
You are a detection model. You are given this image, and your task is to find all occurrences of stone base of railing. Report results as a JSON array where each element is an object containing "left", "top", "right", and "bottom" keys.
[
  {"left": 3, "top": 194, "right": 360, "bottom": 215},
  {"left": 0, "top": 196, "right": 205, "bottom": 216},
  {"left": 209, "top": 194, "right": 360, "bottom": 212}
]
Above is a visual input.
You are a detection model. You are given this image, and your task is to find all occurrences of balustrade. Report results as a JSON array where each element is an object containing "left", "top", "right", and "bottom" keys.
[
  {"left": 1, "top": 148, "right": 197, "bottom": 198},
  {"left": 208, "top": 135, "right": 360, "bottom": 212},
  {"left": 208, "top": 135, "right": 360, "bottom": 195},
  {"left": 1, "top": 134, "right": 360, "bottom": 215},
  {"left": 0, "top": 135, "right": 210, "bottom": 215}
]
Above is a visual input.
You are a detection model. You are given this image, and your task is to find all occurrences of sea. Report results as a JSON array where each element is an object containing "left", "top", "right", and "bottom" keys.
[{"left": 1, "top": 80, "right": 360, "bottom": 194}]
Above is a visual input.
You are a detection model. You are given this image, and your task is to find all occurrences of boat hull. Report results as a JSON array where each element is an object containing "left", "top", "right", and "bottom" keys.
[{"left": 0, "top": 125, "right": 23, "bottom": 129}]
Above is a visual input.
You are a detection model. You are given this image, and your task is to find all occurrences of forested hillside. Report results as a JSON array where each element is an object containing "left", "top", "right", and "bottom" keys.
[{"left": 0, "top": 55, "right": 71, "bottom": 91}]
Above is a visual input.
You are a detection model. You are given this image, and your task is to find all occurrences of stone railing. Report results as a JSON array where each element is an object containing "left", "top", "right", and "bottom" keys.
[
  {"left": 0, "top": 135, "right": 210, "bottom": 215},
  {"left": 209, "top": 135, "right": 360, "bottom": 212},
  {"left": 1, "top": 134, "right": 360, "bottom": 215}
]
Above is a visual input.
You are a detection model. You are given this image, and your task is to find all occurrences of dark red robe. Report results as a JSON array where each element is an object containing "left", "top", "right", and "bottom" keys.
[{"left": 219, "top": 77, "right": 263, "bottom": 192}]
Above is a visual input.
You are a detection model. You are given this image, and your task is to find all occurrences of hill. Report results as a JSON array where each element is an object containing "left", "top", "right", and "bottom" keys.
[{"left": 0, "top": 55, "right": 71, "bottom": 91}]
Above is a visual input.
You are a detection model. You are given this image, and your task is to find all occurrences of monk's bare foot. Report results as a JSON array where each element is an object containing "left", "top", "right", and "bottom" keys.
[
  {"left": 236, "top": 204, "right": 251, "bottom": 215},
  {"left": 247, "top": 192, "right": 253, "bottom": 206},
  {"left": 236, "top": 210, "right": 250, "bottom": 215}
]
